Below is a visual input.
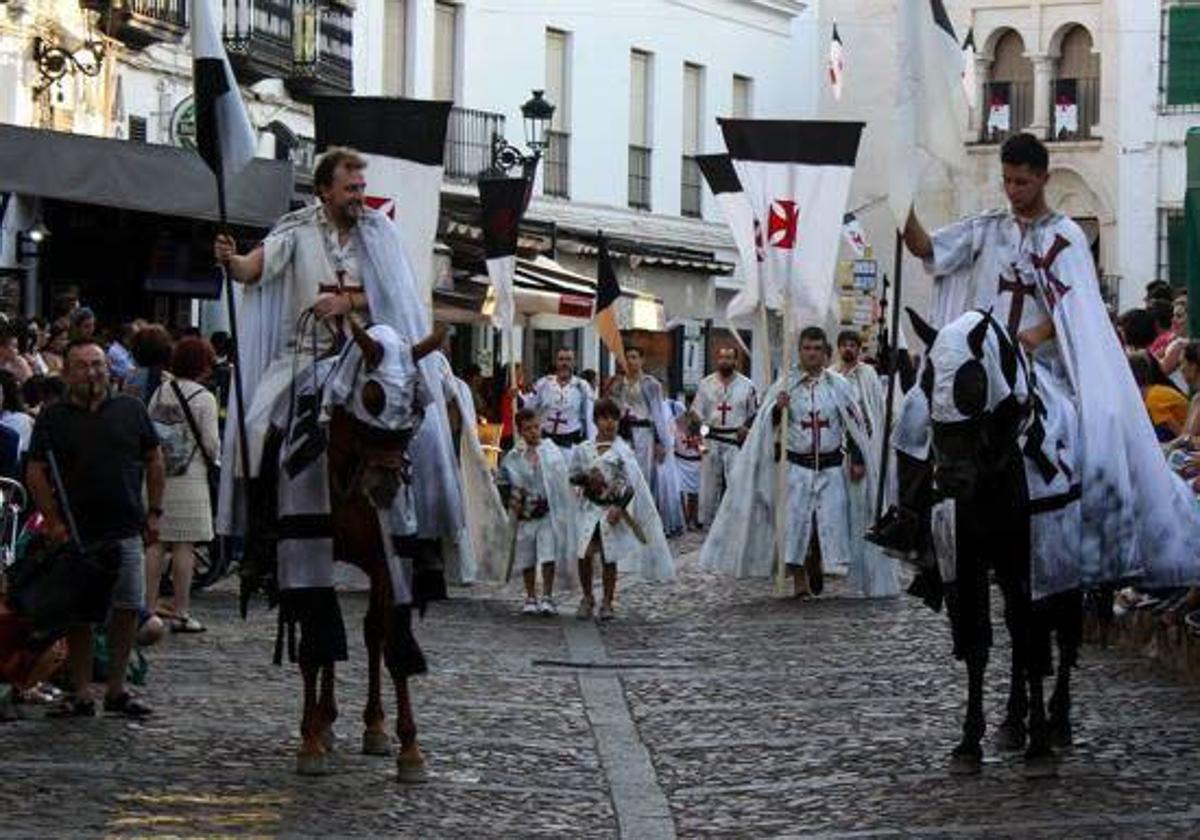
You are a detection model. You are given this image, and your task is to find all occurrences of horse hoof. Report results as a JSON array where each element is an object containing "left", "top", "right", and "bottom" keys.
[
  {"left": 362, "top": 729, "right": 393, "bottom": 756},
  {"left": 949, "top": 746, "right": 982, "bottom": 776},
  {"left": 296, "top": 751, "right": 332, "bottom": 776},
  {"left": 995, "top": 720, "right": 1027, "bottom": 752},
  {"left": 396, "top": 744, "right": 429, "bottom": 784}
]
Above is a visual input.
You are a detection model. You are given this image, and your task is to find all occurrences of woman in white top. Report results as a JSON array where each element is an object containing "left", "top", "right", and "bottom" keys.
[{"left": 144, "top": 337, "right": 220, "bottom": 634}]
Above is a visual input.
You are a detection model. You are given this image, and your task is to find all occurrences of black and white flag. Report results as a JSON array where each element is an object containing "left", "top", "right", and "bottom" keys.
[
  {"left": 961, "top": 27, "right": 978, "bottom": 108},
  {"left": 829, "top": 24, "right": 846, "bottom": 101},
  {"left": 479, "top": 176, "right": 531, "bottom": 332},
  {"left": 718, "top": 119, "right": 864, "bottom": 328},
  {"left": 191, "top": 0, "right": 256, "bottom": 202},
  {"left": 696, "top": 154, "right": 763, "bottom": 320},
  {"left": 313, "top": 97, "right": 453, "bottom": 297},
  {"left": 888, "top": 0, "right": 968, "bottom": 225}
]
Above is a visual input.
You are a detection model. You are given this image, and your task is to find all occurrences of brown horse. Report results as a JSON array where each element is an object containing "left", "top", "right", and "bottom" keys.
[{"left": 262, "top": 319, "right": 446, "bottom": 780}]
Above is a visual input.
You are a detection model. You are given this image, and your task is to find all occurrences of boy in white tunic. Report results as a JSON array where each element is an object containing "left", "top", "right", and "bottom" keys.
[
  {"left": 571, "top": 398, "right": 674, "bottom": 621},
  {"left": 498, "top": 409, "right": 577, "bottom": 616}
]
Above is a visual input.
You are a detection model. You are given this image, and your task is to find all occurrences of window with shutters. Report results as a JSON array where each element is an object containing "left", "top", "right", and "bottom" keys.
[
  {"left": 1159, "top": 208, "right": 1188, "bottom": 288},
  {"left": 1049, "top": 25, "right": 1100, "bottom": 141},
  {"left": 629, "top": 49, "right": 652, "bottom": 210},
  {"left": 383, "top": 0, "right": 407, "bottom": 95},
  {"left": 1162, "top": 3, "right": 1200, "bottom": 112},
  {"left": 681, "top": 63, "right": 703, "bottom": 218},
  {"left": 732, "top": 74, "right": 752, "bottom": 118},
  {"left": 544, "top": 28, "right": 570, "bottom": 198},
  {"left": 434, "top": 1, "right": 457, "bottom": 102},
  {"left": 128, "top": 115, "right": 148, "bottom": 143}
]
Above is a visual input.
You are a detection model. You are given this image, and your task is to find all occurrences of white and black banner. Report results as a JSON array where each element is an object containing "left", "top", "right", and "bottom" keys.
[
  {"left": 718, "top": 119, "right": 864, "bottom": 329},
  {"left": 478, "top": 176, "right": 530, "bottom": 332},
  {"left": 191, "top": 0, "right": 256, "bottom": 199},
  {"left": 313, "top": 97, "right": 453, "bottom": 299},
  {"left": 696, "top": 154, "right": 765, "bottom": 319}
]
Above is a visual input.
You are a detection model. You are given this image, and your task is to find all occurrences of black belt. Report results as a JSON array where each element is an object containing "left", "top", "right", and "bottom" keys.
[
  {"left": 676, "top": 452, "right": 701, "bottom": 462},
  {"left": 705, "top": 428, "right": 743, "bottom": 447},
  {"left": 627, "top": 418, "right": 653, "bottom": 428},
  {"left": 774, "top": 446, "right": 844, "bottom": 470},
  {"left": 547, "top": 430, "right": 584, "bottom": 447}
]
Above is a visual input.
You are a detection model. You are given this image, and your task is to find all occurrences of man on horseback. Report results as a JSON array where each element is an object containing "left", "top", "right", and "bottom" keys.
[{"left": 213, "top": 146, "right": 462, "bottom": 778}]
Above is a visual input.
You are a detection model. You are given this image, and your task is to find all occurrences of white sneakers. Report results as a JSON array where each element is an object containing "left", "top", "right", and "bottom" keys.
[{"left": 522, "top": 597, "right": 559, "bottom": 616}]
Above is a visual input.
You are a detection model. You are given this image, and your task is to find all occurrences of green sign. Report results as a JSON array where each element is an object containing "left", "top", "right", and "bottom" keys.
[{"left": 169, "top": 95, "right": 197, "bottom": 152}]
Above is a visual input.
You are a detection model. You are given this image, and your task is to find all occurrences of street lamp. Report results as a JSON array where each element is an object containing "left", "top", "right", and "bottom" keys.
[
  {"left": 16, "top": 221, "right": 49, "bottom": 259},
  {"left": 483, "top": 89, "right": 556, "bottom": 182}
]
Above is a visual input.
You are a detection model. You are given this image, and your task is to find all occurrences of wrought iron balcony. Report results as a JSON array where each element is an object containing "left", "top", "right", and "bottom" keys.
[
  {"left": 222, "top": 0, "right": 295, "bottom": 85},
  {"left": 629, "top": 145, "right": 652, "bottom": 210},
  {"left": 81, "top": 0, "right": 186, "bottom": 49},
  {"left": 543, "top": 129, "right": 569, "bottom": 198},
  {"left": 286, "top": 0, "right": 353, "bottom": 100},
  {"left": 1049, "top": 76, "right": 1100, "bottom": 142},
  {"left": 681, "top": 155, "right": 701, "bottom": 218},
  {"left": 444, "top": 106, "right": 506, "bottom": 183}
]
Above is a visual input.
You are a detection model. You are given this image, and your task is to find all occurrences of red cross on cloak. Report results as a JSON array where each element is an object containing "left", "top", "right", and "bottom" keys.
[
  {"left": 800, "top": 411, "right": 830, "bottom": 457},
  {"left": 998, "top": 265, "right": 1039, "bottom": 337},
  {"left": 1032, "top": 234, "right": 1072, "bottom": 311},
  {"left": 716, "top": 399, "right": 733, "bottom": 425},
  {"left": 547, "top": 412, "right": 567, "bottom": 435}
]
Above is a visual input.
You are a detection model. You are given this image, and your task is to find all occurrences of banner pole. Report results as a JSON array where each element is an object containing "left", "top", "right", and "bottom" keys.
[
  {"left": 773, "top": 303, "right": 793, "bottom": 596},
  {"left": 874, "top": 229, "right": 904, "bottom": 522},
  {"left": 216, "top": 175, "right": 253, "bottom": 525}
]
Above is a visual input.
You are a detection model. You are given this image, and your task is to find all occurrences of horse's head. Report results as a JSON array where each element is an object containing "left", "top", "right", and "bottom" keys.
[{"left": 908, "top": 308, "right": 1027, "bottom": 499}]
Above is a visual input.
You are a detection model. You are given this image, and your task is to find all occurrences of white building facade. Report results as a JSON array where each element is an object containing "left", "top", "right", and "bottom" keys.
[{"left": 812, "top": 0, "right": 1198, "bottom": 316}]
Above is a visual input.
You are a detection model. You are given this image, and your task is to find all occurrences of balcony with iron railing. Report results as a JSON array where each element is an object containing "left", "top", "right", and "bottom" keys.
[
  {"left": 629, "top": 145, "right": 651, "bottom": 211},
  {"left": 82, "top": 0, "right": 186, "bottom": 49},
  {"left": 543, "top": 130, "right": 569, "bottom": 198},
  {"left": 978, "top": 80, "right": 1033, "bottom": 144},
  {"left": 1049, "top": 77, "right": 1100, "bottom": 142},
  {"left": 443, "top": 107, "right": 506, "bottom": 183},
  {"left": 286, "top": 0, "right": 353, "bottom": 100},
  {"left": 681, "top": 155, "right": 702, "bottom": 218},
  {"left": 222, "top": 0, "right": 294, "bottom": 83}
]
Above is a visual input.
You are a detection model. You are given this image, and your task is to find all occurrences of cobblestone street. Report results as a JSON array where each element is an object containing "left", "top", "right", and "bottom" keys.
[{"left": 5, "top": 534, "right": 1200, "bottom": 838}]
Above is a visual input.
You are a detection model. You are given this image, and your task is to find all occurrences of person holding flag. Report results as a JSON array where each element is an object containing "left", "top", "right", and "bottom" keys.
[{"left": 690, "top": 346, "right": 757, "bottom": 526}]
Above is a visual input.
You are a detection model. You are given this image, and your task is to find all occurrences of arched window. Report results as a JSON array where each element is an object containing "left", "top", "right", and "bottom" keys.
[
  {"left": 1052, "top": 25, "right": 1100, "bottom": 140},
  {"left": 983, "top": 30, "right": 1034, "bottom": 143}
]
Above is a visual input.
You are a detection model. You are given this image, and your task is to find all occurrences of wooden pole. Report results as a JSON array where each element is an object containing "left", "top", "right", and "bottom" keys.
[
  {"left": 874, "top": 229, "right": 904, "bottom": 522},
  {"left": 216, "top": 175, "right": 253, "bottom": 521},
  {"left": 773, "top": 301, "right": 794, "bottom": 595}
]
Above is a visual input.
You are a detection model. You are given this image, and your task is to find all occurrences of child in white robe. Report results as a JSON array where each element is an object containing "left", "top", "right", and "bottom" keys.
[
  {"left": 571, "top": 398, "right": 674, "bottom": 621},
  {"left": 498, "top": 409, "right": 577, "bottom": 616}
]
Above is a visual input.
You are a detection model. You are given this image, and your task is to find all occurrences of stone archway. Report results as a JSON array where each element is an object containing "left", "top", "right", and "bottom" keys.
[{"left": 1046, "top": 167, "right": 1115, "bottom": 301}]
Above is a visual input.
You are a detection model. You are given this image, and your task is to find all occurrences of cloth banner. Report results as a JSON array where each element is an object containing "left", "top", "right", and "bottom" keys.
[
  {"left": 842, "top": 212, "right": 868, "bottom": 257},
  {"left": 887, "top": 0, "right": 968, "bottom": 226},
  {"left": 479, "top": 175, "right": 530, "bottom": 331},
  {"left": 718, "top": 119, "right": 864, "bottom": 330},
  {"left": 829, "top": 24, "right": 846, "bottom": 101},
  {"left": 961, "top": 28, "right": 977, "bottom": 109},
  {"left": 191, "top": 0, "right": 256, "bottom": 192}
]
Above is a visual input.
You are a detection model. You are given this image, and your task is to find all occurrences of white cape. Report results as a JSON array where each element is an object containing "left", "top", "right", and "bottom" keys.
[{"left": 700, "top": 369, "right": 877, "bottom": 579}]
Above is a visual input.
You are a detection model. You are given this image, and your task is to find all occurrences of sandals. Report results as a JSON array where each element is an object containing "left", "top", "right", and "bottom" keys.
[
  {"left": 103, "top": 692, "right": 153, "bottom": 718},
  {"left": 170, "top": 615, "right": 206, "bottom": 634},
  {"left": 46, "top": 696, "right": 96, "bottom": 719}
]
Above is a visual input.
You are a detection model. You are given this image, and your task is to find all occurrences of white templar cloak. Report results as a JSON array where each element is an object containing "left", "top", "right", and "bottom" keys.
[
  {"left": 571, "top": 438, "right": 675, "bottom": 582},
  {"left": 836, "top": 361, "right": 900, "bottom": 596},
  {"left": 493, "top": 439, "right": 578, "bottom": 587},
  {"left": 700, "top": 368, "right": 876, "bottom": 579}
]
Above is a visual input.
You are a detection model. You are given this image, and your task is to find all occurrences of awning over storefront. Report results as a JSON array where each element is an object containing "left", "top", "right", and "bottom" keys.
[
  {"left": 443, "top": 255, "right": 665, "bottom": 331},
  {"left": 0, "top": 124, "right": 292, "bottom": 228}
]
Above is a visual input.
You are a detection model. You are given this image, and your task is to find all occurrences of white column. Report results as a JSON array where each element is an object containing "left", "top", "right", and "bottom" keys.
[
  {"left": 969, "top": 56, "right": 990, "bottom": 138},
  {"left": 580, "top": 323, "right": 599, "bottom": 372},
  {"left": 407, "top": 0, "right": 436, "bottom": 99},
  {"left": 1029, "top": 55, "right": 1054, "bottom": 139}
]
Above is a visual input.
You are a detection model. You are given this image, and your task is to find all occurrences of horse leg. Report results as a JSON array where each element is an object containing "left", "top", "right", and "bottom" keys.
[
  {"left": 362, "top": 583, "right": 392, "bottom": 756},
  {"left": 297, "top": 664, "right": 331, "bottom": 776},
  {"left": 950, "top": 651, "right": 987, "bottom": 775},
  {"left": 393, "top": 675, "right": 428, "bottom": 783},
  {"left": 316, "top": 664, "right": 337, "bottom": 752},
  {"left": 1049, "top": 589, "right": 1083, "bottom": 749},
  {"left": 1023, "top": 610, "right": 1057, "bottom": 777},
  {"left": 996, "top": 594, "right": 1029, "bottom": 752}
]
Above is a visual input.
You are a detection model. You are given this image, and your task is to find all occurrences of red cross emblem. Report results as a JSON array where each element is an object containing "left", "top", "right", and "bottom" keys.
[
  {"left": 365, "top": 195, "right": 395, "bottom": 219},
  {"left": 767, "top": 200, "right": 799, "bottom": 250}
]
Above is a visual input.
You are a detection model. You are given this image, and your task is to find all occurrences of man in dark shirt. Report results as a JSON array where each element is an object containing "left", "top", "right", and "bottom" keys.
[{"left": 26, "top": 339, "right": 165, "bottom": 718}]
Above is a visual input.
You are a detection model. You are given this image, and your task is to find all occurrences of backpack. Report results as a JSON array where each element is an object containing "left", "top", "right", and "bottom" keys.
[{"left": 149, "top": 381, "right": 199, "bottom": 477}]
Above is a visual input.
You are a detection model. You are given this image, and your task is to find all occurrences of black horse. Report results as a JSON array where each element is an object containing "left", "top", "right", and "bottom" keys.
[{"left": 903, "top": 308, "right": 1082, "bottom": 776}]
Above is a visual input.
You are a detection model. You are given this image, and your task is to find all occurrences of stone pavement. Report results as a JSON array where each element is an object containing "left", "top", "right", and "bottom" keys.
[{"left": 5, "top": 532, "right": 1200, "bottom": 838}]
